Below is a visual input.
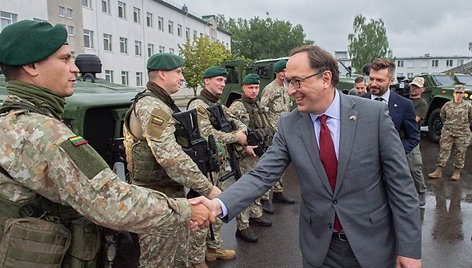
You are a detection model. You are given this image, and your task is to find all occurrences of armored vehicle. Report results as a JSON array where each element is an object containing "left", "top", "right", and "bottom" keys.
[
  {"left": 392, "top": 73, "right": 472, "bottom": 142},
  {"left": 220, "top": 57, "right": 357, "bottom": 107}
]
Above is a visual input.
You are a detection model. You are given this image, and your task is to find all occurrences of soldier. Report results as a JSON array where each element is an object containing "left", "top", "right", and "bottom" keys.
[
  {"left": 187, "top": 66, "right": 246, "bottom": 265},
  {"left": 260, "top": 59, "right": 296, "bottom": 213},
  {"left": 407, "top": 77, "right": 428, "bottom": 206},
  {"left": 228, "top": 74, "right": 273, "bottom": 243},
  {"left": 123, "top": 53, "right": 221, "bottom": 267},
  {"left": 0, "top": 20, "right": 214, "bottom": 268},
  {"left": 429, "top": 84, "right": 472, "bottom": 181}
]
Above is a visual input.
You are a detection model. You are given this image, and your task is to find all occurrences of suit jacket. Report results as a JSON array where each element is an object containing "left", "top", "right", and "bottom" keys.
[
  {"left": 362, "top": 92, "right": 420, "bottom": 154},
  {"left": 218, "top": 93, "right": 421, "bottom": 268}
]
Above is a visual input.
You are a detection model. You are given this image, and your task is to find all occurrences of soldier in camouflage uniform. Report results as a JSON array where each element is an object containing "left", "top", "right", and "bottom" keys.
[
  {"left": 228, "top": 74, "right": 273, "bottom": 243},
  {"left": 187, "top": 66, "right": 247, "bottom": 266},
  {"left": 429, "top": 84, "right": 472, "bottom": 181},
  {"left": 0, "top": 20, "right": 214, "bottom": 268},
  {"left": 123, "top": 53, "right": 221, "bottom": 268},
  {"left": 260, "top": 60, "right": 296, "bottom": 213}
]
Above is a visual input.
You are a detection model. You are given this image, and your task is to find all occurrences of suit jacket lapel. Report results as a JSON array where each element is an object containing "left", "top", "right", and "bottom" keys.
[
  {"left": 297, "top": 112, "right": 332, "bottom": 194},
  {"left": 336, "top": 94, "right": 358, "bottom": 195}
]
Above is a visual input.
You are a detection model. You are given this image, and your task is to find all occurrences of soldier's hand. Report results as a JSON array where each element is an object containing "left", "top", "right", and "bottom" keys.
[
  {"left": 208, "top": 186, "right": 221, "bottom": 199},
  {"left": 190, "top": 196, "right": 223, "bottom": 217},
  {"left": 188, "top": 197, "right": 216, "bottom": 230},
  {"left": 244, "top": 145, "right": 258, "bottom": 157},
  {"left": 236, "top": 129, "right": 247, "bottom": 145}
]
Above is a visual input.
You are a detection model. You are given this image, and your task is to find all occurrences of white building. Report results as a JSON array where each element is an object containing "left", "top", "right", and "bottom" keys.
[
  {"left": 395, "top": 55, "right": 472, "bottom": 79},
  {"left": 0, "top": 0, "right": 231, "bottom": 87}
]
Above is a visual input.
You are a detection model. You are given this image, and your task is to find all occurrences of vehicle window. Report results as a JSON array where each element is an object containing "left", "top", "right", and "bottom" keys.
[
  {"left": 432, "top": 75, "right": 455, "bottom": 86},
  {"left": 455, "top": 75, "right": 472, "bottom": 85},
  {"left": 256, "top": 66, "right": 270, "bottom": 79}
]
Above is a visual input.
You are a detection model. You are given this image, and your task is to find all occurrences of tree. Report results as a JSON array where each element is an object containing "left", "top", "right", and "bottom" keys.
[
  {"left": 178, "top": 36, "right": 231, "bottom": 95},
  {"left": 348, "top": 14, "right": 392, "bottom": 73},
  {"left": 224, "top": 16, "right": 313, "bottom": 60}
]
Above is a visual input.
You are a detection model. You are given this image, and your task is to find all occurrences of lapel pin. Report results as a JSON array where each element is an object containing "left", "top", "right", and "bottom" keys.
[
  {"left": 394, "top": 104, "right": 398, "bottom": 107},
  {"left": 349, "top": 115, "right": 357, "bottom": 120}
]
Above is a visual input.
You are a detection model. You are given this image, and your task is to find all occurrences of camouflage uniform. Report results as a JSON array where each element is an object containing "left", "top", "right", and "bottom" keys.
[
  {"left": 228, "top": 99, "right": 272, "bottom": 230},
  {"left": 436, "top": 100, "right": 472, "bottom": 169},
  {"left": 260, "top": 80, "right": 292, "bottom": 196},
  {"left": 0, "top": 94, "right": 192, "bottom": 267},
  {"left": 187, "top": 96, "right": 245, "bottom": 263},
  {"left": 123, "top": 87, "right": 214, "bottom": 268}
]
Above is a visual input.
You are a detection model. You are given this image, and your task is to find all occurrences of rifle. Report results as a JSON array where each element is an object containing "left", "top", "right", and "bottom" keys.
[
  {"left": 246, "top": 127, "right": 271, "bottom": 157},
  {"left": 206, "top": 105, "right": 242, "bottom": 182}
]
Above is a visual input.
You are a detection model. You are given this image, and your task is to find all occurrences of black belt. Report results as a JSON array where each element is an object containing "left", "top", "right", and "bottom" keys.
[{"left": 332, "top": 232, "right": 348, "bottom": 241}]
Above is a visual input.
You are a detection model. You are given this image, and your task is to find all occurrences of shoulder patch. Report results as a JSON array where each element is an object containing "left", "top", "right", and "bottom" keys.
[
  {"left": 60, "top": 139, "right": 109, "bottom": 180},
  {"left": 146, "top": 107, "right": 171, "bottom": 139},
  {"left": 68, "top": 136, "right": 88, "bottom": 147},
  {"left": 196, "top": 106, "right": 209, "bottom": 118}
]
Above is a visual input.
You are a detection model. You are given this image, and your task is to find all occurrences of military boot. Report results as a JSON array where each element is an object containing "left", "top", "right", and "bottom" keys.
[
  {"left": 261, "top": 199, "right": 274, "bottom": 214},
  {"left": 206, "top": 247, "right": 236, "bottom": 262},
  {"left": 428, "top": 167, "right": 443, "bottom": 179},
  {"left": 192, "top": 262, "right": 209, "bottom": 268},
  {"left": 273, "top": 192, "right": 296, "bottom": 204},
  {"left": 249, "top": 216, "right": 272, "bottom": 227},
  {"left": 451, "top": 168, "right": 462, "bottom": 181},
  {"left": 236, "top": 228, "right": 258, "bottom": 243}
]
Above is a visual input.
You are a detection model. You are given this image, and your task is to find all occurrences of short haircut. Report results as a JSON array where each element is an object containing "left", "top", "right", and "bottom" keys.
[
  {"left": 370, "top": 58, "right": 396, "bottom": 78},
  {"left": 0, "top": 64, "right": 21, "bottom": 81},
  {"left": 354, "top": 76, "right": 365, "bottom": 84},
  {"left": 289, "top": 45, "right": 340, "bottom": 87}
]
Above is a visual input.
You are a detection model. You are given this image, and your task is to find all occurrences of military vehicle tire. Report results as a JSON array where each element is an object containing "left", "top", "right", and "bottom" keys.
[{"left": 427, "top": 108, "right": 442, "bottom": 143}]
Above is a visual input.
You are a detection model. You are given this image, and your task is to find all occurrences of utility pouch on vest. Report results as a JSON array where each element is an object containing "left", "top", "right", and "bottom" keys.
[
  {"left": 0, "top": 217, "right": 71, "bottom": 268},
  {"left": 63, "top": 217, "right": 101, "bottom": 268}
]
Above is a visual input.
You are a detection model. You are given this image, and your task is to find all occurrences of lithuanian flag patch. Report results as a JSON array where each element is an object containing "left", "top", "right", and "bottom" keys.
[
  {"left": 151, "top": 116, "right": 164, "bottom": 126},
  {"left": 68, "top": 136, "right": 88, "bottom": 147}
]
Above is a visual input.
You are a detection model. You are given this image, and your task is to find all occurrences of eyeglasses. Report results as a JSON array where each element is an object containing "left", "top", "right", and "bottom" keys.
[{"left": 284, "top": 68, "right": 326, "bottom": 89}]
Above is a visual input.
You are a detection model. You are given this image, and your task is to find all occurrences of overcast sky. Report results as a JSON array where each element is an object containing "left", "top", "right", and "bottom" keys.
[{"left": 177, "top": 0, "right": 472, "bottom": 57}]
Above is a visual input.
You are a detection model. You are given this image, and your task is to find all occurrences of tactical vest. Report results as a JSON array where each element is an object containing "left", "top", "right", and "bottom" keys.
[
  {"left": 234, "top": 99, "right": 276, "bottom": 143},
  {"left": 124, "top": 91, "right": 187, "bottom": 193},
  {"left": 0, "top": 102, "right": 100, "bottom": 268},
  {"left": 187, "top": 95, "right": 221, "bottom": 131}
]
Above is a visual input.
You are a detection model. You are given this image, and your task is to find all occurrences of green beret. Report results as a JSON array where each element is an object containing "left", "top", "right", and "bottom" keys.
[
  {"left": 0, "top": 20, "right": 68, "bottom": 66},
  {"left": 242, "top": 74, "right": 260, "bottom": 85},
  {"left": 147, "top": 53, "right": 184, "bottom": 71},
  {"left": 203, "top": 66, "right": 228, "bottom": 78},
  {"left": 273, "top": 60, "right": 287, "bottom": 73}
]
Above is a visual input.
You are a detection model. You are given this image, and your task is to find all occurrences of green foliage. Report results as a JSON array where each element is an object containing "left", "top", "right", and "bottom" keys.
[
  {"left": 348, "top": 14, "right": 393, "bottom": 73},
  {"left": 222, "top": 16, "right": 313, "bottom": 60},
  {"left": 178, "top": 36, "right": 231, "bottom": 95}
]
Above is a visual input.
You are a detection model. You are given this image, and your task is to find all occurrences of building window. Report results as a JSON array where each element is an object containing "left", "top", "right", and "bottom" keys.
[
  {"left": 446, "top": 59, "right": 453, "bottom": 67},
  {"left": 101, "top": 0, "right": 110, "bottom": 14},
  {"left": 158, "top": 16, "right": 164, "bottom": 31},
  {"left": 135, "top": 40, "right": 142, "bottom": 56},
  {"left": 458, "top": 59, "right": 464, "bottom": 66},
  {"left": 397, "top": 73, "right": 404, "bottom": 78},
  {"left": 432, "top": 60, "right": 439, "bottom": 67},
  {"left": 397, "top": 60, "right": 404, "bottom": 68},
  {"left": 67, "top": 25, "right": 74, "bottom": 36},
  {"left": 59, "top": 6, "right": 65, "bottom": 17},
  {"left": 103, "top": 33, "right": 112, "bottom": 51},
  {"left": 66, "top": 8, "right": 73, "bottom": 19},
  {"left": 200, "top": 33, "right": 203, "bottom": 38},
  {"left": 147, "top": 43, "right": 154, "bottom": 57},
  {"left": 168, "top": 20, "right": 174, "bottom": 34},
  {"left": 133, "top": 7, "right": 140, "bottom": 23},
  {"left": 121, "top": 71, "right": 129, "bottom": 85},
  {"left": 118, "top": 1, "right": 126, "bottom": 19},
  {"left": 169, "top": 48, "right": 175, "bottom": 54},
  {"left": 105, "top": 70, "right": 113, "bottom": 82},
  {"left": 136, "top": 72, "right": 143, "bottom": 86},
  {"left": 146, "top": 12, "right": 153, "bottom": 27},
  {"left": 407, "top": 73, "right": 414, "bottom": 79},
  {"left": 193, "top": 30, "right": 197, "bottom": 40},
  {"left": 186, "top": 27, "right": 190, "bottom": 40},
  {"left": 83, "top": 29, "right": 94, "bottom": 48},
  {"left": 177, "top": 24, "right": 182, "bottom": 37},
  {"left": 82, "top": 0, "right": 91, "bottom": 8},
  {"left": 1, "top": 11, "right": 17, "bottom": 30},
  {"left": 159, "top": 46, "right": 165, "bottom": 53},
  {"left": 119, "top": 37, "right": 128, "bottom": 54}
]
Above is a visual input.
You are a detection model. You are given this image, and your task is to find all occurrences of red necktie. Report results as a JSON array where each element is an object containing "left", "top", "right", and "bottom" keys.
[{"left": 319, "top": 114, "right": 342, "bottom": 232}]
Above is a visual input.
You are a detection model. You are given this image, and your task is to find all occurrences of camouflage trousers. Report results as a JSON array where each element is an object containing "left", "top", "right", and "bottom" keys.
[
  {"left": 437, "top": 132, "right": 471, "bottom": 169},
  {"left": 262, "top": 176, "right": 285, "bottom": 200},
  {"left": 407, "top": 145, "right": 427, "bottom": 193},
  {"left": 236, "top": 197, "right": 263, "bottom": 230},
  {"left": 138, "top": 187, "right": 190, "bottom": 268}
]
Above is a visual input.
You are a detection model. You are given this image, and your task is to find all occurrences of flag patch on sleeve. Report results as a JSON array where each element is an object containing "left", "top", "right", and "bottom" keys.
[
  {"left": 151, "top": 116, "right": 164, "bottom": 126},
  {"left": 68, "top": 136, "right": 88, "bottom": 147}
]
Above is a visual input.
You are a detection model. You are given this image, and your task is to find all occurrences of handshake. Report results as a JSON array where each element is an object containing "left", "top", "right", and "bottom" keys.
[{"left": 186, "top": 186, "right": 223, "bottom": 231}]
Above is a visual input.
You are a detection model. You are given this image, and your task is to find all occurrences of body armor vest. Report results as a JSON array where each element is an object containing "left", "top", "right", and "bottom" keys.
[{"left": 235, "top": 99, "right": 275, "bottom": 142}]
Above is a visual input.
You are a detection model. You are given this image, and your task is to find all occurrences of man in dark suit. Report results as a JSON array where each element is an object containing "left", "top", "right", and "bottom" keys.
[
  {"left": 362, "top": 59, "right": 420, "bottom": 154},
  {"left": 193, "top": 45, "right": 421, "bottom": 267}
]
